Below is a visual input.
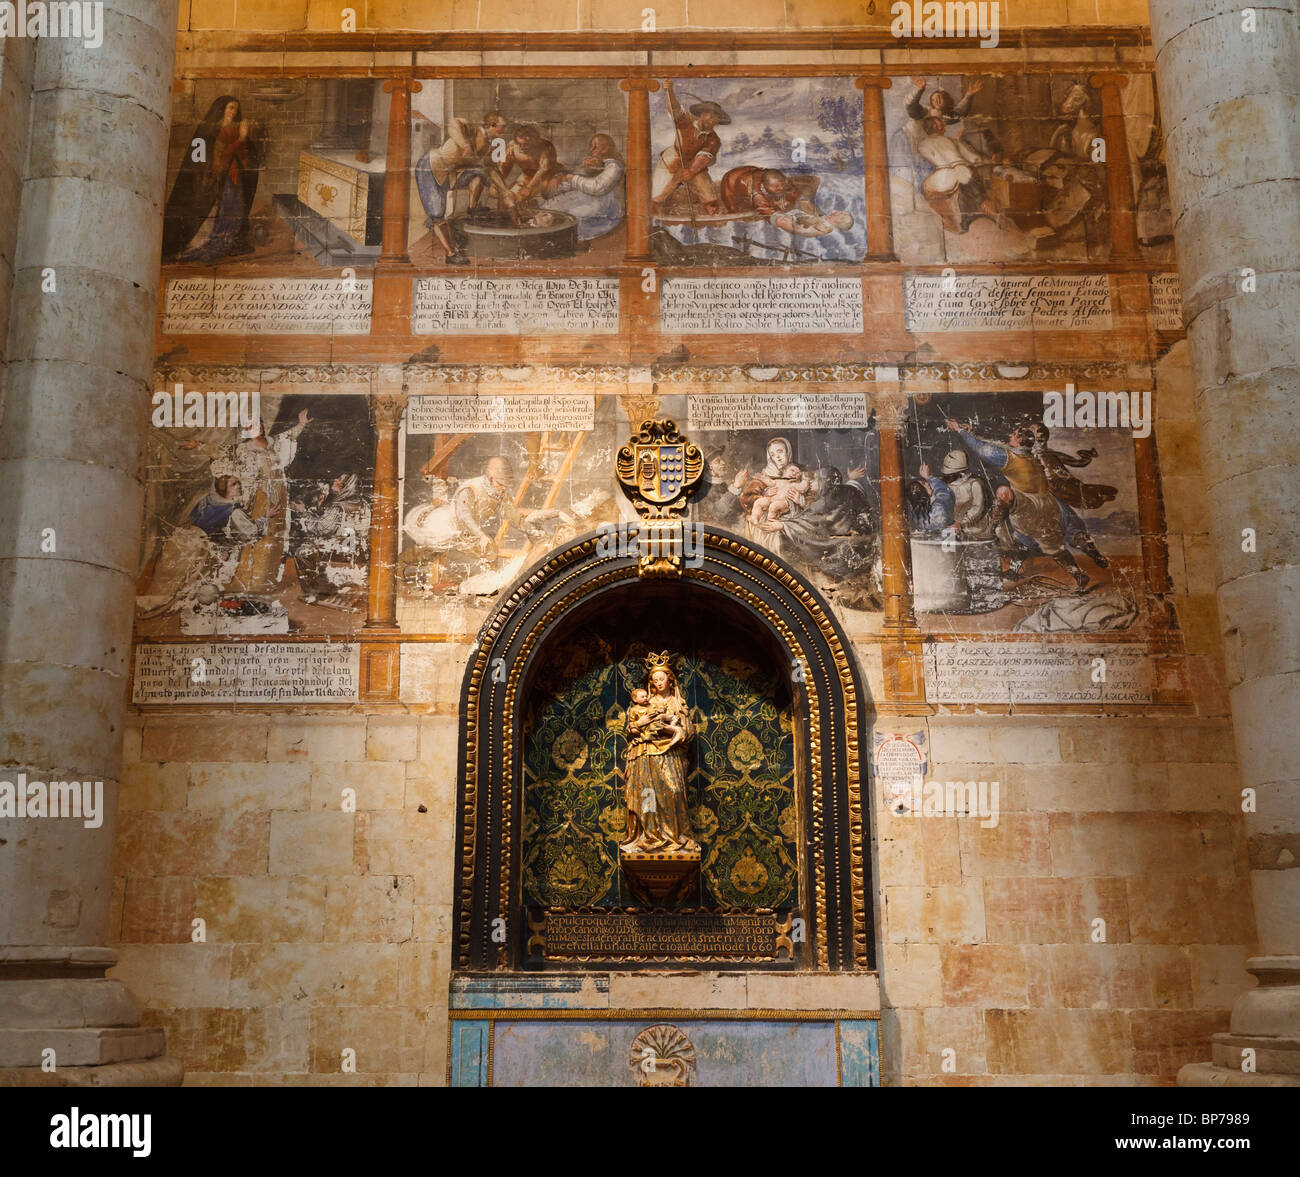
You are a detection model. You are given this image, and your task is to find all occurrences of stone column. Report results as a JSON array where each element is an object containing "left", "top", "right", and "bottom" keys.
[
  {"left": 620, "top": 78, "right": 660, "bottom": 265},
  {"left": 0, "top": 2, "right": 182, "bottom": 1084},
  {"left": 854, "top": 77, "right": 895, "bottom": 262},
  {"left": 1089, "top": 72, "right": 1140, "bottom": 261},
  {"left": 0, "top": 35, "right": 36, "bottom": 370},
  {"left": 1149, "top": 0, "right": 1300, "bottom": 1087},
  {"left": 361, "top": 385, "right": 407, "bottom": 701}
]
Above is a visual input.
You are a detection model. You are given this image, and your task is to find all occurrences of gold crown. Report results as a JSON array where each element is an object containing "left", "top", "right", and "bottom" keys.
[{"left": 644, "top": 650, "right": 675, "bottom": 673}]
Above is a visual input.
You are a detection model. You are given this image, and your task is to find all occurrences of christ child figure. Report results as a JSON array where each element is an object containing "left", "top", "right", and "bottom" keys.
[{"left": 750, "top": 463, "right": 813, "bottom": 525}]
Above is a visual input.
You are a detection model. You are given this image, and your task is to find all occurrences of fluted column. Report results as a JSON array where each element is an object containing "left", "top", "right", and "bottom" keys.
[
  {"left": 365, "top": 389, "right": 407, "bottom": 632},
  {"left": 1149, "top": 0, "right": 1300, "bottom": 1087},
  {"left": 0, "top": 1, "right": 182, "bottom": 1084}
]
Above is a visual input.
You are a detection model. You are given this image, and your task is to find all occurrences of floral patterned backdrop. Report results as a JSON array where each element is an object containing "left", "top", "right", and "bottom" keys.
[{"left": 522, "top": 633, "right": 798, "bottom": 910}]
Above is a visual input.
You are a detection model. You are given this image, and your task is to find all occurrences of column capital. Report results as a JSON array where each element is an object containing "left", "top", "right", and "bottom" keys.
[
  {"left": 1088, "top": 71, "right": 1129, "bottom": 90},
  {"left": 853, "top": 76, "right": 894, "bottom": 90},
  {"left": 872, "top": 395, "right": 910, "bottom": 430},
  {"left": 621, "top": 77, "right": 661, "bottom": 93},
  {"left": 382, "top": 77, "right": 423, "bottom": 95},
  {"left": 371, "top": 392, "right": 408, "bottom": 430}
]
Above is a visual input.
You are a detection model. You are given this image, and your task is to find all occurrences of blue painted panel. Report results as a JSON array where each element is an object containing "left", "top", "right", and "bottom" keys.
[
  {"left": 449, "top": 1020, "right": 491, "bottom": 1087},
  {"left": 838, "top": 1019, "right": 881, "bottom": 1087},
  {"left": 490, "top": 1019, "right": 842, "bottom": 1087}
]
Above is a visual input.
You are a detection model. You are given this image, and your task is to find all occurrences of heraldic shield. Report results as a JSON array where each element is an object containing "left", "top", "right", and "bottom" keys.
[{"left": 616, "top": 420, "right": 704, "bottom": 518}]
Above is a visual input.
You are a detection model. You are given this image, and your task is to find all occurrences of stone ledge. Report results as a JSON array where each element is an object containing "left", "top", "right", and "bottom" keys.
[
  {"left": 0, "top": 1056, "right": 183, "bottom": 1087},
  {"left": 1211, "top": 1032, "right": 1300, "bottom": 1076},
  {"left": 0, "top": 1026, "right": 164, "bottom": 1068},
  {"left": 1178, "top": 1061, "right": 1300, "bottom": 1088}
]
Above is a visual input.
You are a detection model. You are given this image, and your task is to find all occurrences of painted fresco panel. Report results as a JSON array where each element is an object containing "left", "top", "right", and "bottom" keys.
[
  {"left": 650, "top": 77, "right": 867, "bottom": 265},
  {"left": 903, "top": 390, "right": 1145, "bottom": 634},
  {"left": 136, "top": 391, "right": 375, "bottom": 637},
  {"left": 885, "top": 72, "right": 1173, "bottom": 264},
  {"left": 692, "top": 417, "right": 883, "bottom": 615}
]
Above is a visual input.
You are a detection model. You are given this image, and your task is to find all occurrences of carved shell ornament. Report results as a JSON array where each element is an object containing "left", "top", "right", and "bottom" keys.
[{"left": 629, "top": 1024, "right": 697, "bottom": 1086}]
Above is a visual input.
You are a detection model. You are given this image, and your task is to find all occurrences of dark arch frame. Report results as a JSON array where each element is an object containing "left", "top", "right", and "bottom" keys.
[{"left": 454, "top": 527, "right": 874, "bottom": 972}]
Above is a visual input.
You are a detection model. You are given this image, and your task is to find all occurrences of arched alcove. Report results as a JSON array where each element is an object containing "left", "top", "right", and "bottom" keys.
[{"left": 454, "top": 527, "right": 874, "bottom": 972}]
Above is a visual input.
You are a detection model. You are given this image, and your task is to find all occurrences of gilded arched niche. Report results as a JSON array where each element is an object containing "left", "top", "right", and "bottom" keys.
[{"left": 454, "top": 528, "right": 874, "bottom": 972}]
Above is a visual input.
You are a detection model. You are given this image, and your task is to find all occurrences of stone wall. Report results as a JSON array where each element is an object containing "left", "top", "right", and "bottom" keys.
[
  {"left": 112, "top": 348, "right": 1256, "bottom": 1085},
  {"left": 93, "top": 0, "right": 1267, "bottom": 1086}
]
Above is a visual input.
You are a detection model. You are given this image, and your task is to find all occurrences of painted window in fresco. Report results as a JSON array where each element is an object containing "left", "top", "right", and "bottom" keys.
[
  {"left": 136, "top": 391, "right": 374, "bottom": 636},
  {"left": 650, "top": 77, "right": 867, "bottom": 265},
  {"left": 885, "top": 73, "right": 1173, "bottom": 263},
  {"left": 903, "top": 390, "right": 1144, "bottom": 634},
  {"left": 522, "top": 638, "right": 798, "bottom": 912}
]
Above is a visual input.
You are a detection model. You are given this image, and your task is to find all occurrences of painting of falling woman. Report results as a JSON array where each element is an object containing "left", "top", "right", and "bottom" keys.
[{"left": 162, "top": 94, "right": 262, "bottom": 262}]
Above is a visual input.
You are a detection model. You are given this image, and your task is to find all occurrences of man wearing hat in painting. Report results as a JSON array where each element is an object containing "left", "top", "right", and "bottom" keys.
[
  {"left": 939, "top": 448, "right": 994, "bottom": 538},
  {"left": 652, "top": 79, "right": 731, "bottom": 215}
]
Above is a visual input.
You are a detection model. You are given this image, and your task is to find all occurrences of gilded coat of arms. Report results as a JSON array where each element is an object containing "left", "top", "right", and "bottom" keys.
[{"left": 616, "top": 420, "right": 703, "bottom": 519}]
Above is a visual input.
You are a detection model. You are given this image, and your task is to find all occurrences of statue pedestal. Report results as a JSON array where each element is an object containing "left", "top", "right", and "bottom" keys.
[{"left": 619, "top": 847, "right": 701, "bottom": 906}]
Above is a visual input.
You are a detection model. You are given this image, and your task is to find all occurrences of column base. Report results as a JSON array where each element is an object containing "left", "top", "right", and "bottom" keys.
[
  {"left": 1178, "top": 956, "right": 1300, "bottom": 1086},
  {"left": 0, "top": 948, "right": 183, "bottom": 1087}
]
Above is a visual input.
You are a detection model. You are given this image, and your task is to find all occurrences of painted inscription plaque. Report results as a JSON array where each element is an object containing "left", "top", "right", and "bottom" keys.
[{"left": 539, "top": 911, "right": 778, "bottom": 960}]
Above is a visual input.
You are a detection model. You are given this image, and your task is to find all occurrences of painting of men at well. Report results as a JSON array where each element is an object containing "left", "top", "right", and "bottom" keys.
[
  {"left": 903, "top": 391, "right": 1145, "bottom": 634},
  {"left": 406, "top": 78, "right": 629, "bottom": 266}
]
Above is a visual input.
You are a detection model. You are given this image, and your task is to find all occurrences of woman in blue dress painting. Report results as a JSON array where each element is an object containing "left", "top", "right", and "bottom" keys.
[{"left": 162, "top": 94, "right": 262, "bottom": 262}]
